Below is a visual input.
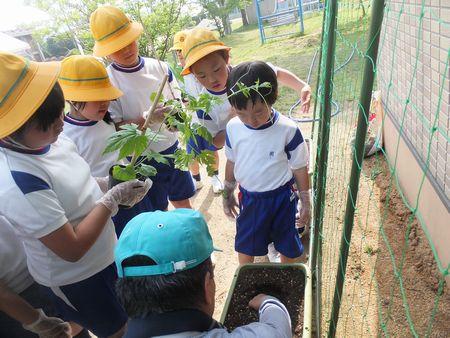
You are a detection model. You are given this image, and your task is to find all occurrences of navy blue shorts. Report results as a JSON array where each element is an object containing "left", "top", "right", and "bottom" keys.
[
  {"left": 145, "top": 141, "right": 195, "bottom": 210},
  {"left": 42, "top": 264, "right": 127, "bottom": 338},
  {"left": 186, "top": 134, "right": 218, "bottom": 154},
  {"left": 112, "top": 194, "right": 153, "bottom": 237},
  {"left": 236, "top": 180, "right": 304, "bottom": 258}
]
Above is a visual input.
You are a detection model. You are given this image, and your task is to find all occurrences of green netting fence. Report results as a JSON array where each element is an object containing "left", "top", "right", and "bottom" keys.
[{"left": 310, "top": 0, "right": 450, "bottom": 336}]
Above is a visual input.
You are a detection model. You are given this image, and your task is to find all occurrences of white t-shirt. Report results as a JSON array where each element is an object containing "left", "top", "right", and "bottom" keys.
[
  {"left": 192, "top": 88, "right": 232, "bottom": 138},
  {"left": 63, "top": 115, "right": 118, "bottom": 177},
  {"left": 225, "top": 110, "right": 309, "bottom": 192},
  {"left": 183, "top": 73, "right": 203, "bottom": 98},
  {"left": 107, "top": 57, "right": 181, "bottom": 153},
  {"left": 0, "top": 215, "right": 34, "bottom": 293},
  {"left": 0, "top": 135, "right": 116, "bottom": 287}
]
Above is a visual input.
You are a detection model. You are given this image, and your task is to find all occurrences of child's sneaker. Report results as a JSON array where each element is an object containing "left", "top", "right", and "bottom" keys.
[
  {"left": 194, "top": 179, "right": 204, "bottom": 191},
  {"left": 210, "top": 175, "right": 223, "bottom": 194},
  {"left": 267, "top": 243, "right": 281, "bottom": 263}
]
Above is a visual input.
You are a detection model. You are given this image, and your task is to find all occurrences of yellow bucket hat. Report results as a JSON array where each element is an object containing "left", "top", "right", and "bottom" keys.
[
  {"left": 181, "top": 28, "right": 231, "bottom": 76},
  {"left": 90, "top": 5, "right": 143, "bottom": 57},
  {"left": 59, "top": 55, "right": 122, "bottom": 102},
  {"left": 0, "top": 52, "right": 60, "bottom": 139},
  {"left": 170, "top": 30, "right": 187, "bottom": 51}
]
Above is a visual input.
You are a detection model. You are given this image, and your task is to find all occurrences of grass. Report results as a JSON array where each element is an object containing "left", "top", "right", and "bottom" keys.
[{"left": 223, "top": 13, "right": 324, "bottom": 114}]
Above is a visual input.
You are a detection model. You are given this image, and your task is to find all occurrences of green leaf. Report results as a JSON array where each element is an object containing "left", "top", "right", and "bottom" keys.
[
  {"left": 150, "top": 91, "right": 164, "bottom": 103},
  {"left": 136, "top": 164, "right": 157, "bottom": 177},
  {"left": 112, "top": 165, "right": 136, "bottom": 181},
  {"left": 194, "top": 124, "right": 213, "bottom": 143},
  {"left": 118, "top": 134, "right": 148, "bottom": 160},
  {"left": 143, "top": 150, "right": 170, "bottom": 165}
]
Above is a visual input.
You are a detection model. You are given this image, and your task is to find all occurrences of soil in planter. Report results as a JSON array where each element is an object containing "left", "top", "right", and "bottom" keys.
[{"left": 223, "top": 267, "right": 305, "bottom": 337}]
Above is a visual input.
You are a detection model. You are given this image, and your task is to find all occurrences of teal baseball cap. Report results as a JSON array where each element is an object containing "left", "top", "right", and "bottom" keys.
[{"left": 115, "top": 209, "right": 218, "bottom": 278}]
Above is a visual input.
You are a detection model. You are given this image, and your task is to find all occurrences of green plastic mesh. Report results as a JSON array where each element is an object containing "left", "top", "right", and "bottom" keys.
[{"left": 312, "top": 0, "right": 450, "bottom": 337}]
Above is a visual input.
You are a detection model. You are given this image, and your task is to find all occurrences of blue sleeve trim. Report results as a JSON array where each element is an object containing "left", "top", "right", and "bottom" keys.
[
  {"left": 225, "top": 132, "right": 232, "bottom": 149},
  {"left": 196, "top": 109, "right": 213, "bottom": 121},
  {"left": 167, "top": 66, "right": 174, "bottom": 83},
  {"left": 11, "top": 171, "right": 50, "bottom": 194},
  {"left": 284, "top": 128, "right": 304, "bottom": 160}
]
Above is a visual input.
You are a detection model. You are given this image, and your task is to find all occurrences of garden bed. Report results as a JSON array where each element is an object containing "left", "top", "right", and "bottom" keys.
[{"left": 221, "top": 263, "right": 312, "bottom": 337}]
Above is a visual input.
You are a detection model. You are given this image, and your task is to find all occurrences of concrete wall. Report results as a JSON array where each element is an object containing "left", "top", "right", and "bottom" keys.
[{"left": 377, "top": 0, "right": 449, "bottom": 277}]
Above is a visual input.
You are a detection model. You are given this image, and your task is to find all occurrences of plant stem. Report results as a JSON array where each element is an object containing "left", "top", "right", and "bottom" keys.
[{"left": 130, "top": 75, "right": 168, "bottom": 167}]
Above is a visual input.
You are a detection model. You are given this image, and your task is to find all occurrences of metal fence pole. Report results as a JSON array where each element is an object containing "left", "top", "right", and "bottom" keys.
[
  {"left": 327, "top": 1, "right": 386, "bottom": 337},
  {"left": 311, "top": 0, "right": 338, "bottom": 335}
]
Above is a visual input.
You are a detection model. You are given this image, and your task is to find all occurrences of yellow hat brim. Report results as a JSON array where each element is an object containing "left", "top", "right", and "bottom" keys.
[
  {"left": 0, "top": 61, "right": 60, "bottom": 139},
  {"left": 93, "top": 21, "right": 143, "bottom": 57},
  {"left": 181, "top": 44, "right": 231, "bottom": 76},
  {"left": 61, "top": 84, "right": 123, "bottom": 102}
]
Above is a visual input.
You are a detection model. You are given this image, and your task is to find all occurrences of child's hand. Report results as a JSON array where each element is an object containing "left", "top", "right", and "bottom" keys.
[
  {"left": 143, "top": 104, "right": 171, "bottom": 124},
  {"left": 222, "top": 180, "right": 238, "bottom": 219},
  {"left": 299, "top": 85, "right": 311, "bottom": 114},
  {"left": 296, "top": 190, "right": 311, "bottom": 235}
]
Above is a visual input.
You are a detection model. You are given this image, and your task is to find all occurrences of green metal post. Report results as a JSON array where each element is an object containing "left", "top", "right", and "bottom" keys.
[
  {"left": 311, "top": 0, "right": 338, "bottom": 335},
  {"left": 327, "top": 1, "right": 386, "bottom": 337}
]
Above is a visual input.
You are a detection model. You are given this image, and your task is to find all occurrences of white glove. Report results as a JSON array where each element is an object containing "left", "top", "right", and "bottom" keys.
[
  {"left": 222, "top": 180, "right": 238, "bottom": 219},
  {"left": 296, "top": 190, "right": 311, "bottom": 236},
  {"left": 23, "top": 309, "right": 71, "bottom": 338},
  {"left": 95, "top": 176, "right": 109, "bottom": 193},
  {"left": 97, "top": 179, "right": 152, "bottom": 216},
  {"left": 143, "top": 105, "right": 171, "bottom": 124}
]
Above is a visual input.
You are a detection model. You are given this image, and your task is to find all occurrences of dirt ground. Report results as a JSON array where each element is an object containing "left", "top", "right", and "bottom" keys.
[{"left": 317, "top": 116, "right": 450, "bottom": 337}]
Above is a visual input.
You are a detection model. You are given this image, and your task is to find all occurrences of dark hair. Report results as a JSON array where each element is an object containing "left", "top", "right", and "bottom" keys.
[
  {"left": 116, "top": 255, "right": 213, "bottom": 318},
  {"left": 12, "top": 82, "right": 65, "bottom": 136},
  {"left": 68, "top": 101, "right": 114, "bottom": 124},
  {"left": 226, "top": 61, "right": 278, "bottom": 110}
]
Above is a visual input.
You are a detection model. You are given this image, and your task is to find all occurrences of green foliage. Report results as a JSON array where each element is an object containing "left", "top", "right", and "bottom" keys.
[
  {"left": 112, "top": 164, "right": 136, "bottom": 181},
  {"left": 198, "top": 0, "right": 240, "bottom": 36}
]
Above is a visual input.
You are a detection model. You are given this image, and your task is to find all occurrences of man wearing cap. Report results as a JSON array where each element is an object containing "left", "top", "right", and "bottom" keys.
[{"left": 115, "top": 209, "right": 293, "bottom": 338}]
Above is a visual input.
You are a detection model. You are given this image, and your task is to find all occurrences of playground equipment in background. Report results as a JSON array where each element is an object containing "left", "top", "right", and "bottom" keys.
[{"left": 255, "top": 0, "right": 323, "bottom": 44}]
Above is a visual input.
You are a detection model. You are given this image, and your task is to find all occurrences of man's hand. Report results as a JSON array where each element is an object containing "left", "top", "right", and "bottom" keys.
[
  {"left": 249, "top": 294, "right": 278, "bottom": 311},
  {"left": 222, "top": 180, "right": 238, "bottom": 219}
]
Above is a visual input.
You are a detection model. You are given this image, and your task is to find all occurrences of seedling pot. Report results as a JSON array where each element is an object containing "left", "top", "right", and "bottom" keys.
[{"left": 220, "top": 263, "right": 312, "bottom": 337}]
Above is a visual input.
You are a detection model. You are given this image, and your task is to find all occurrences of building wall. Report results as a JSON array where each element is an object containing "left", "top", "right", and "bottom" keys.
[{"left": 378, "top": 0, "right": 449, "bottom": 275}]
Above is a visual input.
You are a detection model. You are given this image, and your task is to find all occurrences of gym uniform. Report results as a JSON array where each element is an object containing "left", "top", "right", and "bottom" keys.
[
  {"left": 225, "top": 110, "right": 308, "bottom": 258},
  {"left": 186, "top": 87, "right": 230, "bottom": 154},
  {"left": 108, "top": 56, "right": 195, "bottom": 210},
  {"left": 0, "top": 136, "right": 127, "bottom": 337},
  {"left": 63, "top": 114, "right": 153, "bottom": 236}
]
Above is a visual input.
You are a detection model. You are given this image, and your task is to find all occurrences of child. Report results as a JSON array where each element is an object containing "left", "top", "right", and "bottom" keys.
[
  {"left": 0, "top": 51, "right": 151, "bottom": 337},
  {"left": 180, "top": 28, "right": 312, "bottom": 194},
  {"left": 222, "top": 61, "right": 311, "bottom": 264},
  {"left": 60, "top": 55, "right": 153, "bottom": 236},
  {"left": 89, "top": 5, "right": 195, "bottom": 210}
]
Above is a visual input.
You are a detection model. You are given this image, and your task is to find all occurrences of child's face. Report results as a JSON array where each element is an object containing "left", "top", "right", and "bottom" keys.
[
  {"left": 109, "top": 41, "right": 139, "bottom": 67},
  {"left": 20, "top": 112, "right": 64, "bottom": 148},
  {"left": 176, "top": 50, "right": 186, "bottom": 68},
  {"left": 81, "top": 101, "right": 110, "bottom": 121},
  {"left": 233, "top": 98, "right": 272, "bottom": 129},
  {"left": 191, "top": 52, "right": 228, "bottom": 92}
]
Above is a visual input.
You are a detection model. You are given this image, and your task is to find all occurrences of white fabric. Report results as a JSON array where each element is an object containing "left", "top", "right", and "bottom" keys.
[
  {"left": 63, "top": 117, "right": 118, "bottom": 177},
  {"left": 0, "top": 215, "right": 34, "bottom": 293},
  {"left": 183, "top": 73, "right": 203, "bottom": 98},
  {"left": 107, "top": 57, "right": 181, "bottom": 153},
  {"left": 225, "top": 112, "right": 308, "bottom": 192},
  {"left": 192, "top": 89, "right": 232, "bottom": 138},
  {"left": 0, "top": 135, "right": 116, "bottom": 287}
]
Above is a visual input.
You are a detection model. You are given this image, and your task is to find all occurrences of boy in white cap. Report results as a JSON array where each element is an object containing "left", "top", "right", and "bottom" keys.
[{"left": 90, "top": 5, "right": 195, "bottom": 210}]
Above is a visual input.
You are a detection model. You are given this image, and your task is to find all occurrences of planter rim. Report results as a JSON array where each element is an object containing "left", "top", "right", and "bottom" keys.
[{"left": 219, "top": 262, "right": 312, "bottom": 338}]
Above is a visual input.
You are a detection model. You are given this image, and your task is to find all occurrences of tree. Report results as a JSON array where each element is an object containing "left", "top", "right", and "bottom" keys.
[
  {"left": 28, "top": 0, "right": 193, "bottom": 59},
  {"left": 197, "top": 0, "right": 239, "bottom": 37}
]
